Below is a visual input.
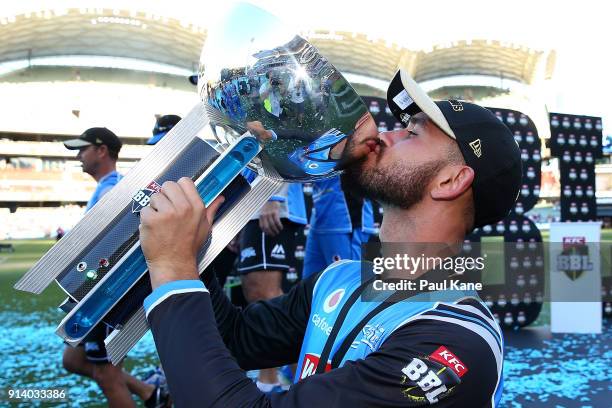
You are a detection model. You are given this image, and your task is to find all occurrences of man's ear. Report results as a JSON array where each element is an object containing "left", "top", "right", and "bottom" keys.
[
  {"left": 430, "top": 165, "right": 474, "bottom": 201},
  {"left": 97, "top": 144, "right": 109, "bottom": 159}
]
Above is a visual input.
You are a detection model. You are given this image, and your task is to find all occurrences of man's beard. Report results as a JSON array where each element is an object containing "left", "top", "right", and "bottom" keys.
[{"left": 341, "top": 145, "right": 444, "bottom": 209}]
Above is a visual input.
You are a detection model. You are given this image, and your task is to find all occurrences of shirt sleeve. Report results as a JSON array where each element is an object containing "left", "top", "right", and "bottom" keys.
[
  {"left": 145, "top": 282, "right": 500, "bottom": 408},
  {"left": 199, "top": 270, "right": 317, "bottom": 369},
  {"left": 268, "top": 319, "right": 500, "bottom": 408}
]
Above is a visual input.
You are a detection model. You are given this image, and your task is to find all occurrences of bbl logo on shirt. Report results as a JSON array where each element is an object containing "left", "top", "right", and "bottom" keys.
[
  {"left": 400, "top": 354, "right": 460, "bottom": 404},
  {"left": 131, "top": 181, "right": 162, "bottom": 213}
]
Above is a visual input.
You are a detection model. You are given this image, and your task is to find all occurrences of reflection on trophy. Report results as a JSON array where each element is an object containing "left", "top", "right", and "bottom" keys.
[
  {"left": 200, "top": 7, "right": 369, "bottom": 180},
  {"left": 14, "top": 2, "right": 370, "bottom": 364}
]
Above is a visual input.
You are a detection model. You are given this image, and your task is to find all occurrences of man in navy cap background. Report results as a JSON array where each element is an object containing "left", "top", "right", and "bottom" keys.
[{"left": 64, "top": 127, "right": 123, "bottom": 211}]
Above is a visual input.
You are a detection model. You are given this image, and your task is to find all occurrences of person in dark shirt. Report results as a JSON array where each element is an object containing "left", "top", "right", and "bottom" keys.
[{"left": 137, "top": 70, "right": 521, "bottom": 407}]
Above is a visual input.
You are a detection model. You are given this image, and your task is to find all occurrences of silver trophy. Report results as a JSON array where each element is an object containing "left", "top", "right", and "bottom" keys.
[{"left": 15, "top": 2, "right": 369, "bottom": 364}]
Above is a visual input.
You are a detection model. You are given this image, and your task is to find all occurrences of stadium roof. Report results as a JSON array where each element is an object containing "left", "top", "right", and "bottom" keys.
[
  {"left": 0, "top": 9, "right": 205, "bottom": 76},
  {"left": 305, "top": 31, "right": 551, "bottom": 87},
  {"left": 0, "top": 8, "right": 552, "bottom": 87}
]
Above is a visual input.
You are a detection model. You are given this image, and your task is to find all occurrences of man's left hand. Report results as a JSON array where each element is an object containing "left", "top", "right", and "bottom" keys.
[{"left": 139, "top": 177, "right": 224, "bottom": 289}]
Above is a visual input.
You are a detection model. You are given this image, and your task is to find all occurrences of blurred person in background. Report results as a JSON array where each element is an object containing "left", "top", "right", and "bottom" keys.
[
  {"left": 302, "top": 172, "right": 376, "bottom": 279},
  {"left": 147, "top": 115, "right": 182, "bottom": 146},
  {"left": 238, "top": 169, "right": 307, "bottom": 393},
  {"left": 65, "top": 127, "right": 123, "bottom": 211},
  {"left": 287, "top": 76, "right": 311, "bottom": 127},
  {"left": 55, "top": 226, "right": 65, "bottom": 241},
  {"left": 61, "top": 127, "right": 170, "bottom": 408},
  {"left": 260, "top": 71, "right": 285, "bottom": 119}
]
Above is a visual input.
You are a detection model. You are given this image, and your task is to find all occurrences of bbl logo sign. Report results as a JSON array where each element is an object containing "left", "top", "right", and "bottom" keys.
[
  {"left": 556, "top": 237, "right": 593, "bottom": 280},
  {"left": 131, "top": 181, "right": 162, "bottom": 213}
]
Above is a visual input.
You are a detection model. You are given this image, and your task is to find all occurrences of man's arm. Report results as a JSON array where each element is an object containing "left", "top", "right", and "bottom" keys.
[
  {"left": 145, "top": 285, "right": 500, "bottom": 408},
  {"left": 202, "top": 269, "right": 316, "bottom": 369},
  {"left": 138, "top": 179, "right": 500, "bottom": 407}
]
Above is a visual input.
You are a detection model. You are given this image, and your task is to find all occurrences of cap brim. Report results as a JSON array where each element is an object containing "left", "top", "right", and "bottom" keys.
[
  {"left": 146, "top": 132, "right": 167, "bottom": 145},
  {"left": 387, "top": 69, "right": 456, "bottom": 140},
  {"left": 63, "top": 139, "right": 93, "bottom": 149}
]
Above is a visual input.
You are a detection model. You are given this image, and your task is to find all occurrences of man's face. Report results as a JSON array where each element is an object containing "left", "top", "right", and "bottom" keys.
[
  {"left": 342, "top": 112, "right": 456, "bottom": 209},
  {"left": 76, "top": 144, "right": 101, "bottom": 176}
]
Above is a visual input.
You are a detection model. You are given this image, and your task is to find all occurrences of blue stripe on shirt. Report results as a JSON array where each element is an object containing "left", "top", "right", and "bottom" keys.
[
  {"left": 144, "top": 280, "right": 207, "bottom": 316},
  {"left": 428, "top": 309, "right": 502, "bottom": 349}
]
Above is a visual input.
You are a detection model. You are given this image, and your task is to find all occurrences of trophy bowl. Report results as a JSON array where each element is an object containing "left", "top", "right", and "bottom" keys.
[{"left": 197, "top": 2, "right": 369, "bottom": 181}]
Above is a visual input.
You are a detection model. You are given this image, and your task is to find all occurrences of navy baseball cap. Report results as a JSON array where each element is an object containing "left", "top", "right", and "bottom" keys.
[
  {"left": 386, "top": 69, "right": 522, "bottom": 228},
  {"left": 147, "top": 115, "right": 182, "bottom": 145},
  {"left": 64, "top": 127, "right": 122, "bottom": 154}
]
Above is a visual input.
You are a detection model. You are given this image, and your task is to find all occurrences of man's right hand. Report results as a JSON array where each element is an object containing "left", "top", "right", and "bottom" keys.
[{"left": 259, "top": 200, "right": 283, "bottom": 237}]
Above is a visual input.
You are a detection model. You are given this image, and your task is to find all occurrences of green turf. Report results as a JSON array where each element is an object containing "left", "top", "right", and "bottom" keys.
[
  {"left": 0, "top": 240, "right": 55, "bottom": 275},
  {"left": 0, "top": 240, "right": 159, "bottom": 407},
  {"left": 0, "top": 240, "right": 65, "bottom": 314}
]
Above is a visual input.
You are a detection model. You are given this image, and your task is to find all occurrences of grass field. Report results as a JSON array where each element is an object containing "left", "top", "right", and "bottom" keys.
[{"left": 1, "top": 233, "right": 610, "bottom": 407}]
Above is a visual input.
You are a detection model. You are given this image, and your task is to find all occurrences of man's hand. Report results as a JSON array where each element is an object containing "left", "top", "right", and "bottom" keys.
[
  {"left": 246, "top": 121, "right": 274, "bottom": 142},
  {"left": 226, "top": 233, "right": 240, "bottom": 254},
  {"left": 259, "top": 200, "right": 283, "bottom": 236},
  {"left": 140, "top": 177, "right": 224, "bottom": 289}
]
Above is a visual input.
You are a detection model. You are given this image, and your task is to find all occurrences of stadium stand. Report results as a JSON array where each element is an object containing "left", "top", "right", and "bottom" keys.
[{"left": 0, "top": 6, "right": 609, "bottom": 224}]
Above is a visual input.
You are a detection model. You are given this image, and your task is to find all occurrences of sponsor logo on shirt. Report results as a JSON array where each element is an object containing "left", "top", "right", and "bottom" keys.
[
  {"left": 131, "top": 180, "right": 162, "bottom": 213},
  {"left": 241, "top": 247, "right": 256, "bottom": 262},
  {"left": 358, "top": 323, "right": 385, "bottom": 352},
  {"left": 270, "top": 244, "right": 286, "bottom": 260},
  {"left": 322, "top": 288, "right": 345, "bottom": 314},
  {"left": 429, "top": 346, "right": 468, "bottom": 377},
  {"left": 299, "top": 353, "right": 331, "bottom": 380},
  {"left": 311, "top": 313, "right": 333, "bottom": 336},
  {"left": 401, "top": 358, "right": 448, "bottom": 404},
  {"left": 400, "top": 357, "right": 459, "bottom": 404}
]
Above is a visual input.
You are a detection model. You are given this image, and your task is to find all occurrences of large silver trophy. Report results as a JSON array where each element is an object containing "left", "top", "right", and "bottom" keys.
[{"left": 15, "top": 3, "right": 369, "bottom": 364}]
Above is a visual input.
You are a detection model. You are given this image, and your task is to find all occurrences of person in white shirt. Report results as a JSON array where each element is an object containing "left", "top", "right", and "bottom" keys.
[{"left": 288, "top": 76, "right": 311, "bottom": 127}]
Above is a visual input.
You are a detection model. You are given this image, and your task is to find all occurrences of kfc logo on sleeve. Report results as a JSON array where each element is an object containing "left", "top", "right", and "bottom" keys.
[{"left": 429, "top": 346, "right": 468, "bottom": 377}]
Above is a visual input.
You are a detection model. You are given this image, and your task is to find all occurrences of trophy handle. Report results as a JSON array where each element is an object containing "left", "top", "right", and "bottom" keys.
[
  {"left": 57, "top": 134, "right": 261, "bottom": 346},
  {"left": 104, "top": 172, "right": 283, "bottom": 365}
]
